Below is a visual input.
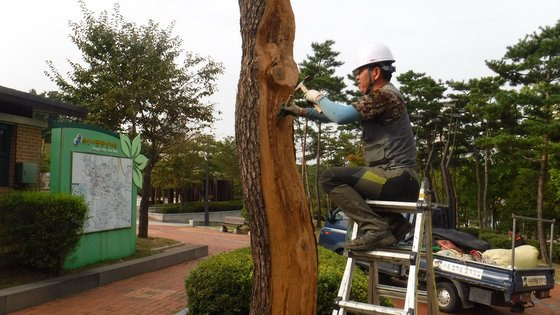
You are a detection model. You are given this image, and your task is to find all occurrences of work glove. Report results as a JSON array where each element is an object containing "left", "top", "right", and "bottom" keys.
[
  {"left": 304, "top": 89, "right": 324, "bottom": 104},
  {"left": 278, "top": 103, "right": 306, "bottom": 117}
]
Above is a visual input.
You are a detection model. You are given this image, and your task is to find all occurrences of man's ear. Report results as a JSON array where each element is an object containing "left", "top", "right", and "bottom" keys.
[{"left": 371, "top": 67, "right": 380, "bottom": 80}]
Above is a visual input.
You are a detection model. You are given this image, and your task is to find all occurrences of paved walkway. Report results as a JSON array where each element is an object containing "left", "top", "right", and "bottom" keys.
[
  {"left": 10, "top": 221, "right": 560, "bottom": 314},
  {"left": 12, "top": 222, "right": 250, "bottom": 315}
]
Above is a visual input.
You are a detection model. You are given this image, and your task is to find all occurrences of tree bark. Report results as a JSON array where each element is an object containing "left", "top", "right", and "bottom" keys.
[
  {"left": 483, "top": 147, "right": 489, "bottom": 229},
  {"left": 301, "top": 119, "right": 311, "bottom": 202},
  {"left": 537, "top": 135, "right": 550, "bottom": 264},
  {"left": 138, "top": 162, "right": 153, "bottom": 238},
  {"left": 236, "top": 1, "right": 318, "bottom": 314},
  {"left": 474, "top": 150, "right": 482, "bottom": 228},
  {"left": 315, "top": 123, "right": 322, "bottom": 228},
  {"left": 483, "top": 126, "right": 490, "bottom": 229}
]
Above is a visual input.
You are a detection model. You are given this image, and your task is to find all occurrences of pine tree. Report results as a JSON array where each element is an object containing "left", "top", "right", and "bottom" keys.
[{"left": 486, "top": 20, "right": 560, "bottom": 263}]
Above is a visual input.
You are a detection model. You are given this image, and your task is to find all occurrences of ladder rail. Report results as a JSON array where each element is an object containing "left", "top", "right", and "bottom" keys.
[
  {"left": 332, "top": 221, "right": 360, "bottom": 315},
  {"left": 332, "top": 179, "right": 439, "bottom": 315}
]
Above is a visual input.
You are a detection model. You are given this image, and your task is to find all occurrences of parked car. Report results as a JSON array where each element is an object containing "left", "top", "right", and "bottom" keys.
[
  {"left": 318, "top": 208, "right": 348, "bottom": 255},
  {"left": 318, "top": 208, "right": 407, "bottom": 277}
]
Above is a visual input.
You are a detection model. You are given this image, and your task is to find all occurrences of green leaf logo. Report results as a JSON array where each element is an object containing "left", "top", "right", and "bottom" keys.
[
  {"left": 120, "top": 133, "right": 148, "bottom": 189},
  {"left": 134, "top": 154, "right": 148, "bottom": 170},
  {"left": 132, "top": 167, "right": 143, "bottom": 189},
  {"left": 120, "top": 134, "right": 132, "bottom": 158},
  {"left": 131, "top": 134, "right": 141, "bottom": 157}
]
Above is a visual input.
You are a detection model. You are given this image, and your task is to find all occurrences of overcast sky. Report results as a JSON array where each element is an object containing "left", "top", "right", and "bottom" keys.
[{"left": 1, "top": 0, "right": 559, "bottom": 138}]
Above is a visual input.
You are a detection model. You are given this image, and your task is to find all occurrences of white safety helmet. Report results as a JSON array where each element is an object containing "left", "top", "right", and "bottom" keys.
[{"left": 352, "top": 42, "right": 395, "bottom": 76}]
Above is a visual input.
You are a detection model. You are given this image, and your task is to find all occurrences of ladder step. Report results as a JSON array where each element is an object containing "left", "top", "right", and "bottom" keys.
[
  {"left": 376, "top": 284, "right": 427, "bottom": 302},
  {"left": 337, "top": 300, "right": 407, "bottom": 315},
  {"left": 349, "top": 248, "right": 415, "bottom": 265},
  {"left": 365, "top": 200, "right": 418, "bottom": 213},
  {"left": 365, "top": 200, "right": 445, "bottom": 213}
]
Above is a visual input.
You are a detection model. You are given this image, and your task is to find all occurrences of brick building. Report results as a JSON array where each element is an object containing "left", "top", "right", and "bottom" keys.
[{"left": 0, "top": 85, "right": 87, "bottom": 192}]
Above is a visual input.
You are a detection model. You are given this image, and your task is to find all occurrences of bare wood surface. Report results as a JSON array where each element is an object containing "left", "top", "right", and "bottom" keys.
[{"left": 236, "top": 0, "right": 318, "bottom": 314}]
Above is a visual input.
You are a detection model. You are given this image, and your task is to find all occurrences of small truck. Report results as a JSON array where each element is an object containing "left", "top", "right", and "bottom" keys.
[{"left": 319, "top": 209, "right": 556, "bottom": 312}]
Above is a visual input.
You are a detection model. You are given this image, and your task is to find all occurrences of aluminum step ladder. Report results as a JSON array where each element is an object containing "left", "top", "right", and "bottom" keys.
[{"left": 332, "top": 179, "right": 439, "bottom": 315}]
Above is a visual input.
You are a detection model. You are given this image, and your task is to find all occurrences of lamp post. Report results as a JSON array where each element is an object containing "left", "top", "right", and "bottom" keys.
[{"left": 204, "top": 153, "right": 210, "bottom": 226}]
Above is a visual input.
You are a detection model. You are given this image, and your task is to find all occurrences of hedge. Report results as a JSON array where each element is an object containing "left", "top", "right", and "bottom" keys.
[
  {"left": 185, "top": 246, "right": 391, "bottom": 314},
  {"left": 0, "top": 191, "right": 88, "bottom": 272},
  {"left": 157, "top": 200, "right": 243, "bottom": 214}
]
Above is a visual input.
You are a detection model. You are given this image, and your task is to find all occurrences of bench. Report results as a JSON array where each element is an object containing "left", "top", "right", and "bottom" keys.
[{"left": 221, "top": 216, "right": 246, "bottom": 234}]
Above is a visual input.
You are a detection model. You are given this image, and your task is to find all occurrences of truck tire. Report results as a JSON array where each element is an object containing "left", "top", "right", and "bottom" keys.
[{"left": 437, "top": 281, "right": 461, "bottom": 312}]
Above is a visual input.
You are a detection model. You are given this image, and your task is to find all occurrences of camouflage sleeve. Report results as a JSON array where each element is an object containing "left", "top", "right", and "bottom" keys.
[{"left": 352, "top": 87, "right": 405, "bottom": 125}]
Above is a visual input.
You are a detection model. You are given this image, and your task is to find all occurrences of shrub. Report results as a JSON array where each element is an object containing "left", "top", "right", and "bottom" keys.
[
  {"left": 158, "top": 200, "right": 243, "bottom": 214},
  {"left": 185, "top": 245, "right": 391, "bottom": 314},
  {"left": 0, "top": 191, "right": 88, "bottom": 272},
  {"left": 457, "top": 227, "right": 480, "bottom": 238},
  {"left": 240, "top": 206, "right": 249, "bottom": 223},
  {"left": 478, "top": 230, "right": 512, "bottom": 249},
  {"left": 185, "top": 247, "right": 253, "bottom": 315}
]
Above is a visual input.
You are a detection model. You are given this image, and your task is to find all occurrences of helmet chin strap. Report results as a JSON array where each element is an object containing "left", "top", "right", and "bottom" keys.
[{"left": 365, "top": 67, "right": 375, "bottom": 95}]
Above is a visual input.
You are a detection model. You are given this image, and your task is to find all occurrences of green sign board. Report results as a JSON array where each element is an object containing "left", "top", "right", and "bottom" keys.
[{"left": 50, "top": 122, "right": 147, "bottom": 269}]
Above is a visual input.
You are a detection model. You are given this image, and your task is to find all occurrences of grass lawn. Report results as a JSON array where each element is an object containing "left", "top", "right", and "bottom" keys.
[{"left": 0, "top": 237, "right": 181, "bottom": 290}]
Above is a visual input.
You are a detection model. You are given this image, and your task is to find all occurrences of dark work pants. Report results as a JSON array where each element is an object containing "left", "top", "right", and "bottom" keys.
[{"left": 321, "top": 166, "right": 420, "bottom": 232}]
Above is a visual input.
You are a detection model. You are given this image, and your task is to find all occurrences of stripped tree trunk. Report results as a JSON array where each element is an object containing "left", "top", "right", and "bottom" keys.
[{"left": 236, "top": 0, "right": 318, "bottom": 314}]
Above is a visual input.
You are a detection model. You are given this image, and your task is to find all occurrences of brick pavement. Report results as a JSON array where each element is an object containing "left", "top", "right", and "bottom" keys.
[
  {"left": 10, "top": 221, "right": 559, "bottom": 314},
  {"left": 12, "top": 221, "right": 250, "bottom": 315}
]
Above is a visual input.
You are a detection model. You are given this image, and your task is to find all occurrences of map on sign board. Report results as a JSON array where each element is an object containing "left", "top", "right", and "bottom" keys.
[{"left": 71, "top": 152, "right": 133, "bottom": 233}]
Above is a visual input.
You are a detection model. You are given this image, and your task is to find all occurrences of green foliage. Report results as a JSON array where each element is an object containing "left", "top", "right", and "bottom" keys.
[
  {"left": 478, "top": 230, "right": 512, "bottom": 249},
  {"left": 295, "top": 39, "right": 354, "bottom": 224},
  {"left": 151, "top": 135, "right": 241, "bottom": 197},
  {"left": 457, "top": 227, "right": 480, "bottom": 238},
  {"left": 298, "top": 40, "right": 347, "bottom": 102},
  {"left": 156, "top": 200, "right": 243, "bottom": 214},
  {"left": 296, "top": 39, "right": 355, "bottom": 166},
  {"left": 47, "top": 1, "right": 223, "bottom": 136},
  {"left": 185, "top": 247, "right": 253, "bottom": 315},
  {"left": 184, "top": 246, "right": 391, "bottom": 315},
  {"left": 397, "top": 70, "right": 447, "bottom": 171},
  {"left": 240, "top": 206, "right": 249, "bottom": 223},
  {"left": 45, "top": 2, "right": 224, "bottom": 237},
  {"left": 120, "top": 134, "right": 148, "bottom": 188},
  {"left": 0, "top": 192, "right": 88, "bottom": 272}
]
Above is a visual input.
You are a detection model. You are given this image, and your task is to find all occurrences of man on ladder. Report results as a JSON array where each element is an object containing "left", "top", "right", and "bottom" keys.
[
  {"left": 281, "top": 42, "right": 419, "bottom": 249},
  {"left": 282, "top": 43, "right": 438, "bottom": 314}
]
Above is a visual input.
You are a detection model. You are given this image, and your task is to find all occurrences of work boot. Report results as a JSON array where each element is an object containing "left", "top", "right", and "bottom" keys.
[
  {"left": 346, "top": 229, "right": 397, "bottom": 251},
  {"left": 390, "top": 215, "right": 413, "bottom": 242}
]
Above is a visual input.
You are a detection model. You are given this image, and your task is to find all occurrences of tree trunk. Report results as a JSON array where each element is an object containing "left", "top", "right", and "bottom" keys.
[
  {"left": 315, "top": 123, "right": 322, "bottom": 228},
  {"left": 302, "top": 119, "right": 311, "bottom": 201},
  {"left": 236, "top": 1, "right": 318, "bottom": 314},
  {"left": 537, "top": 135, "right": 550, "bottom": 264},
  {"left": 138, "top": 162, "right": 153, "bottom": 238},
  {"left": 474, "top": 150, "right": 482, "bottom": 228},
  {"left": 483, "top": 147, "right": 489, "bottom": 229}
]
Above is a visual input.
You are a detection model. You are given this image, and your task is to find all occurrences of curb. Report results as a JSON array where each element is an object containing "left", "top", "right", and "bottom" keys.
[{"left": 0, "top": 244, "right": 208, "bottom": 314}]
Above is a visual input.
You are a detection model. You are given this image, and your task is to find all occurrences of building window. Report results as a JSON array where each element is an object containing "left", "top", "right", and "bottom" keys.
[{"left": 0, "top": 124, "right": 11, "bottom": 186}]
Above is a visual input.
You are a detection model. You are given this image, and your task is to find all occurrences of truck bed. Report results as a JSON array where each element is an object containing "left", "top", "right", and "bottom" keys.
[{"left": 426, "top": 253, "right": 555, "bottom": 294}]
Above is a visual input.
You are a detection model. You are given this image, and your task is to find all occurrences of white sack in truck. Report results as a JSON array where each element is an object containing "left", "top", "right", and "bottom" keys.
[{"left": 482, "top": 245, "right": 539, "bottom": 269}]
